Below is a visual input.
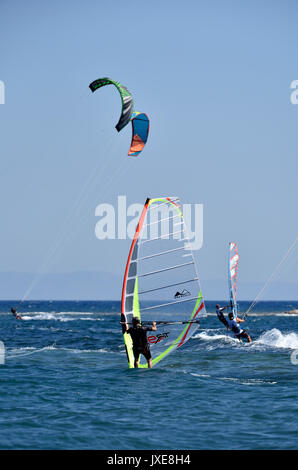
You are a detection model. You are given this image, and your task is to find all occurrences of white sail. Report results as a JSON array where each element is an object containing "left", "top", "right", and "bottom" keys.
[
  {"left": 228, "top": 242, "right": 239, "bottom": 317},
  {"left": 121, "top": 197, "right": 207, "bottom": 368}
]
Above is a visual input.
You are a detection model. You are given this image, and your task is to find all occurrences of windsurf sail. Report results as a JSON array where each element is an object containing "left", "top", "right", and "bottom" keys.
[
  {"left": 228, "top": 242, "right": 239, "bottom": 317},
  {"left": 121, "top": 197, "right": 207, "bottom": 368}
]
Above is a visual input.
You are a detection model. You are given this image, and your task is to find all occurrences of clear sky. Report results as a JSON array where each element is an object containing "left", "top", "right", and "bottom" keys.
[{"left": 0, "top": 0, "right": 298, "bottom": 300}]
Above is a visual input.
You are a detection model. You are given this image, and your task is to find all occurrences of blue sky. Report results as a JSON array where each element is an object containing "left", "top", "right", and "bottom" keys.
[{"left": 0, "top": 0, "right": 298, "bottom": 299}]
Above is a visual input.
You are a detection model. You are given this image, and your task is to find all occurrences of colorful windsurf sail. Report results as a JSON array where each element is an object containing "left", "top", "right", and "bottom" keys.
[
  {"left": 89, "top": 77, "right": 134, "bottom": 132},
  {"left": 121, "top": 197, "right": 207, "bottom": 368},
  {"left": 128, "top": 111, "right": 149, "bottom": 157},
  {"left": 228, "top": 242, "right": 239, "bottom": 317}
]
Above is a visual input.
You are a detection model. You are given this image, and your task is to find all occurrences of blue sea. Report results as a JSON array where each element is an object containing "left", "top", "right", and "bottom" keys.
[{"left": 0, "top": 300, "right": 298, "bottom": 450}]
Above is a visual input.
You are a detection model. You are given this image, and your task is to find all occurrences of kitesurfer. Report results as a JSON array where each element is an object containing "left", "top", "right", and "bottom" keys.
[
  {"left": 227, "top": 312, "right": 252, "bottom": 343},
  {"left": 216, "top": 304, "right": 229, "bottom": 329},
  {"left": 125, "top": 317, "right": 157, "bottom": 368},
  {"left": 11, "top": 307, "right": 22, "bottom": 320}
]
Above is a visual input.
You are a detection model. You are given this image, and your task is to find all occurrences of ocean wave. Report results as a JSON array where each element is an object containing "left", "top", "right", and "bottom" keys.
[
  {"left": 190, "top": 373, "right": 211, "bottom": 378},
  {"left": 193, "top": 327, "right": 298, "bottom": 351},
  {"left": 193, "top": 330, "right": 240, "bottom": 344},
  {"left": 275, "top": 313, "right": 298, "bottom": 317},
  {"left": 255, "top": 328, "right": 298, "bottom": 350},
  {"left": 218, "top": 377, "right": 277, "bottom": 385},
  {"left": 189, "top": 373, "right": 276, "bottom": 385},
  {"left": 206, "top": 312, "right": 298, "bottom": 316},
  {"left": 21, "top": 312, "right": 105, "bottom": 321},
  {"left": 7, "top": 345, "right": 56, "bottom": 358},
  {"left": 6, "top": 345, "right": 115, "bottom": 359}
]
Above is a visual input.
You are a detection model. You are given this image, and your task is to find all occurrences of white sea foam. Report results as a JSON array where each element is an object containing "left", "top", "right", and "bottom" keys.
[
  {"left": 194, "top": 330, "right": 240, "bottom": 344},
  {"left": 190, "top": 373, "right": 211, "bottom": 378},
  {"left": 256, "top": 328, "right": 298, "bottom": 350},
  {"left": 190, "top": 373, "right": 276, "bottom": 385},
  {"left": 275, "top": 313, "right": 298, "bottom": 317},
  {"left": 7, "top": 345, "right": 112, "bottom": 359},
  {"left": 219, "top": 377, "right": 277, "bottom": 385},
  {"left": 21, "top": 311, "right": 105, "bottom": 321},
  {"left": 206, "top": 312, "right": 298, "bottom": 317},
  {"left": 7, "top": 345, "right": 56, "bottom": 358}
]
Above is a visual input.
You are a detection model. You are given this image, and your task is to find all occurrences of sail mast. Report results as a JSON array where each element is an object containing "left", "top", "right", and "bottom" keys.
[{"left": 228, "top": 242, "right": 239, "bottom": 317}]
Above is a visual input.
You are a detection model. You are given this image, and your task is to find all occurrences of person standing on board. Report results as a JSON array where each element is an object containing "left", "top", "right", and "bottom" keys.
[
  {"left": 215, "top": 304, "right": 229, "bottom": 329},
  {"left": 227, "top": 312, "right": 252, "bottom": 343},
  {"left": 125, "top": 317, "right": 157, "bottom": 368}
]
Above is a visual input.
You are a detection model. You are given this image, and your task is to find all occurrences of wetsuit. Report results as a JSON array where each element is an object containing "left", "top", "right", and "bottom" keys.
[
  {"left": 127, "top": 325, "right": 154, "bottom": 361},
  {"left": 227, "top": 318, "right": 249, "bottom": 341},
  {"left": 11, "top": 308, "right": 21, "bottom": 320},
  {"left": 216, "top": 307, "right": 229, "bottom": 328}
]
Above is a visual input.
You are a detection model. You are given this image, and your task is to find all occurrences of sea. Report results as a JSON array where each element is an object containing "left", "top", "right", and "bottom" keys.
[{"left": 0, "top": 300, "right": 298, "bottom": 451}]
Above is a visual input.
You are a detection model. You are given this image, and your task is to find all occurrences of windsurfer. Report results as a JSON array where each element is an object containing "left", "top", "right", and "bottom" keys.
[
  {"left": 125, "top": 317, "right": 157, "bottom": 368},
  {"left": 227, "top": 312, "right": 252, "bottom": 342},
  {"left": 216, "top": 304, "right": 229, "bottom": 329},
  {"left": 11, "top": 307, "right": 21, "bottom": 320}
]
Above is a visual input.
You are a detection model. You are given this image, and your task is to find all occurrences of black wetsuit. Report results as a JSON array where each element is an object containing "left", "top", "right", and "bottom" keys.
[
  {"left": 127, "top": 325, "right": 153, "bottom": 360},
  {"left": 216, "top": 307, "right": 229, "bottom": 328},
  {"left": 11, "top": 308, "right": 21, "bottom": 320}
]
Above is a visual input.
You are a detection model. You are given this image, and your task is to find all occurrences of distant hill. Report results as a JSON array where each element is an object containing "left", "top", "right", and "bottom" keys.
[{"left": 0, "top": 272, "right": 297, "bottom": 301}]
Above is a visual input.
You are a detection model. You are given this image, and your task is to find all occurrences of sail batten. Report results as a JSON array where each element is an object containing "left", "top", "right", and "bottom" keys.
[
  {"left": 136, "top": 246, "right": 186, "bottom": 261},
  {"left": 121, "top": 197, "right": 206, "bottom": 368},
  {"left": 141, "top": 231, "right": 187, "bottom": 244},
  {"left": 137, "top": 261, "right": 195, "bottom": 278},
  {"left": 140, "top": 296, "right": 201, "bottom": 311},
  {"left": 139, "top": 278, "right": 199, "bottom": 295},
  {"left": 142, "top": 214, "right": 181, "bottom": 229}
]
